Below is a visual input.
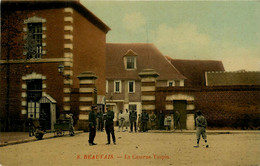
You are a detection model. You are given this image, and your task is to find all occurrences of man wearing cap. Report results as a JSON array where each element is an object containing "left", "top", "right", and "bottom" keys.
[
  {"left": 129, "top": 109, "right": 137, "bottom": 132},
  {"left": 194, "top": 110, "right": 209, "bottom": 148},
  {"left": 141, "top": 110, "right": 149, "bottom": 132},
  {"left": 89, "top": 105, "right": 97, "bottom": 146},
  {"left": 105, "top": 108, "right": 116, "bottom": 145}
]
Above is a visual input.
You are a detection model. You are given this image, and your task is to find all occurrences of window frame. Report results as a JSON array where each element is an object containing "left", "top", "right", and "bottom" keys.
[
  {"left": 114, "top": 80, "right": 121, "bottom": 93},
  {"left": 27, "top": 23, "right": 43, "bottom": 59},
  {"left": 128, "top": 80, "right": 135, "bottom": 93}
]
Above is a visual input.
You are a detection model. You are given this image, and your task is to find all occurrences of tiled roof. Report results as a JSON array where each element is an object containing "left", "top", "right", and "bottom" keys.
[
  {"left": 167, "top": 57, "right": 225, "bottom": 87},
  {"left": 106, "top": 43, "right": 186, "bottom": 81}
]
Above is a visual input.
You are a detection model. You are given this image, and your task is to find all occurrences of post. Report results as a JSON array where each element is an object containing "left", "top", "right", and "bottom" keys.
[
  {"left": 77, "top": 71, "right": 98, "bottom": 131},
  {"left": 138, "top": 69, "right": 159, "bottom": 114}
]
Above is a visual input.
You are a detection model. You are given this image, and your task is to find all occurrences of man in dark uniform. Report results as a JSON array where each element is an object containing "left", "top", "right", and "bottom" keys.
[
  {"left": 129, "top": 109, "right": 137, "bottom": 132},
  {"left": 158, "top": 110, "right": 164, "bottom": 130},
  {"left": 105, "top": 108, "right": 116, "bottom": 145},
  {"left": 88, "top": 105, "right": 97, "bottom": 146},
  {"left": 97, "top": 109, "right": 104, "bottom": 131},
  {"left": 141, "top": 110, "right": 149, "bottom": 132}
]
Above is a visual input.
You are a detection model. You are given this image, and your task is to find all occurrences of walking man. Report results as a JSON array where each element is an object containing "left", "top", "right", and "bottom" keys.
[
  {"left": 141, "top": 110, "right": 149, "bottom": 132},
  {"left": 118, "top": 110, "right": 125, "bottom": 132},
  {"left": 194, "top": 110, "right": 209, "bottom": 148},
  {"left": 174, "top": 111, "right": 182, "bottom": 131},
  {"left": 129, "top": 109, "right": 137, "bottom": 132},
  {"left": 89, "top": 105, "right": 97, "bottom": 146},
  {"left": 105, "top": 109, "right": 116, "bottom": 145}
]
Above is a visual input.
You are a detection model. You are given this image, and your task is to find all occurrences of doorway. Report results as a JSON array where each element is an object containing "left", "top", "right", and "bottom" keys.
[
  {"left": 173, "top": 100, "right": 187, "bottom": 129},
  {"left": 40, "top": 103, "right": 51, "bottom": 130}
]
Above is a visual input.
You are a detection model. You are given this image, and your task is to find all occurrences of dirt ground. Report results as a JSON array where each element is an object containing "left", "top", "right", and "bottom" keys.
[{"left": 0, "top": 130, "right": 259, "bottom": 166}]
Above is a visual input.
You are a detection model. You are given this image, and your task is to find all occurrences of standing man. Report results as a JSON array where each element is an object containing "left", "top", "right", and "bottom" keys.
[
  {"left": 194, "top": 110, "right": 209, "bottom": 148},
  {"left": 174, "top": 110, "right": 182, "bottom": 131},
  {"left": 141, "top": 110, "right": 149, "bottom": 132},
  {"left": 88, "top": 105, "right": 97, "bottom": 146},
  {"left": 129, "top": 109, "right": 137, "bottom": 132},
  {"left": 69, "top": 113, "right": 75, "bottom": 136},
  {"left": 28, "top": 114, "right": 34, "bottom": 137},
  {"left": 97, "top": 109, "right": 104, "bottom": 132},
  {"left": 150, "top": 111, "right": 157, "bottom": 130},
  {"left": 123, "top": 109, "right": 130, "bottom": 131},
  {"left": 118, "top": 110, "right": 125, "bottom": 132},
  {"left": 105, "top": 108, "right": 116, "bottom": 145},
  {"left": 158, "top": 110, "right": 164, "bottom": 130}
]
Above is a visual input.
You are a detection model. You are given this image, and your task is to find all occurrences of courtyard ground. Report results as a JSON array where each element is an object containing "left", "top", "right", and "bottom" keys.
[{"left": 0, "top": 129, "right": 259, "bottom": 166}]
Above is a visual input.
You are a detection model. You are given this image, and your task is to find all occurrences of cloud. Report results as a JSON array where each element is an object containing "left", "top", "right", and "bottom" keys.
[
  {"left": 218, "top": 45, "right": 260, "bottom": 71},
  {"left": 151, "top": 23, "right": 260, "bottom": 71},
  {"left": 152, "top": 23, "right": 211, "bottom": 59},
  {"left": 123, "top": 12, "right": 146, "bottom": 32}
]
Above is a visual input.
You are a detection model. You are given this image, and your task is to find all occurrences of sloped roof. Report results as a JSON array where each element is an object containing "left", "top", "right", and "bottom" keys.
[
  {"left": 167, "top": 57, "right": 225, "bottom": 87},
  {"left": 106, "top": 43, "right": 186, "bottom": 81},
  {"left": 1, "top": 0, "right": 110, "bottom": 33}
]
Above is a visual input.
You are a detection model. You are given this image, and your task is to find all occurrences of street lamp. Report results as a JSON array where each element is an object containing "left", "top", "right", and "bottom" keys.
[
  {"left": 58, "top": 63, "right": 70, "bottom": 79},
  {"left": 58, "top": 63, "right": 64, "bottom": 73}
]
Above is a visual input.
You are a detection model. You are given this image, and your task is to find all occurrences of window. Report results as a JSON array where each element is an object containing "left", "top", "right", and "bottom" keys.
[
  {"left": 128, "top": 81, "right": 135, "bottom": 93},
  {"left": 168, "top": 81, "right": 173, "bottom": 87},
  {"left": 126, "top": 57, "right": 135, "bottom": 69},
  {"left": 27, "top": 23, "right": 42, "bottom": 59},
  {"left": 27, "top": 79, "right": 42, "bottom": 119},
  {"left": 129, "top": 104, "right": 137, "bottom": 111},
  {"left": 114, "top": 80, "right": 121, "bottom": 93}
]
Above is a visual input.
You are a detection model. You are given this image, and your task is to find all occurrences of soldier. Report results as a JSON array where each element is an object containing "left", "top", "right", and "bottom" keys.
[
  {"left": 141, "top": 110, "right": 149, "bottom": 132},
  {"left": 194, "top": 110, "right": 209, "bottom": 148},
  {"left": 158, "top": 110, "right": 164, "bottom": 130},
  {"left": 97, "top": 109, "right": 104, "bottom": 132},
  {"left": 105, "top": 109, "right": 116, "bottom": 145},
  {"left": 129, "top": 109, "right": 137, "bottom": 132},
  {"left": 28, "top": 114, "right": 34, "bottom": 137},
  {"left": 118, "top": 110, "right": 125, "bottom": 132},
  {"left": 174, "top": 111, "right": 182, "bottom": 131},
  {"left": 88, "top": 105, "right": 97, "bottom": 146},
  {"left": 150, "top": 111, "right": 157, "bottom": 130}
]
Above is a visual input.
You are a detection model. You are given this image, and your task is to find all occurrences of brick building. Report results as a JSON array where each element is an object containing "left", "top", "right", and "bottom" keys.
[
  {"left": 105, "top": 43, "right": 186, "bottom": 119},
  {"left": 0, "top": 1, "right": 110, "bottom": 131}
]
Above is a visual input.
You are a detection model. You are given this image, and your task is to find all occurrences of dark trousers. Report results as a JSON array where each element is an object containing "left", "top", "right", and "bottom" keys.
[
  {"left": 98, "top": 119, "right": 104, "bottom": 131},
  {"left": 89, "top": 126, "right": 96, "bottom": 143},
  {"left": 29, "top": 125, "right": 34, "bottom": 136},
  {"left": 142, "top": 122, "right": 148, "bottom": 132},
  {"left": 105, "top": 124, "right": 116, "bottom": 143},
  {"left": 130, "top": 120, "right": 137, "bottom": 132}
]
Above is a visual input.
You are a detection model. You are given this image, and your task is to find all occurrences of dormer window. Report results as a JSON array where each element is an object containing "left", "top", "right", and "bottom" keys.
[
  {"left": 127, "top": 57, "right": 135, "bottom": 69},
  {"left": 124, "top": 49, "right": 137, "bottom": 70}
]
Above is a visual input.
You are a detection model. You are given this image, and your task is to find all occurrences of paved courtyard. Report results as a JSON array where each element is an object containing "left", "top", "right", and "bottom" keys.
[{"left": 0, "top": 130, "right": 259, "bottom": 166}]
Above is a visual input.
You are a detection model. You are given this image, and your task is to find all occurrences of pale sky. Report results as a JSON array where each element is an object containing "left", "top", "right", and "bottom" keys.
[{"left": 82, "top": 1, "right": 260, "bottom": 71}]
